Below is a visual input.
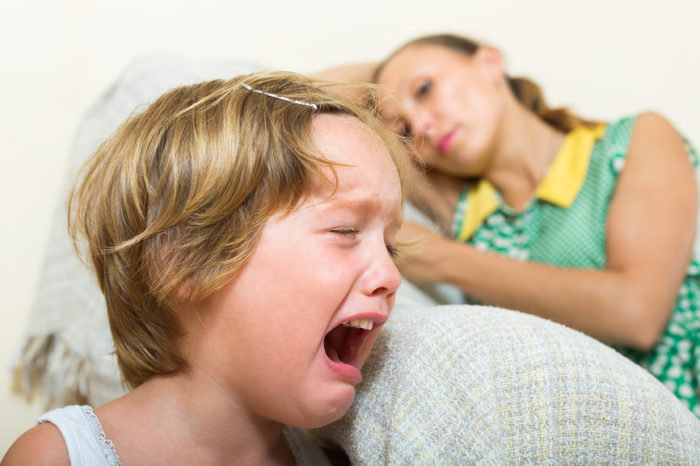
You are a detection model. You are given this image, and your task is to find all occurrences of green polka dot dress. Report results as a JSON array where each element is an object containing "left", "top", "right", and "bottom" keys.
[{"left": 452, "top": 116, "right": 700, "bottom": 417}]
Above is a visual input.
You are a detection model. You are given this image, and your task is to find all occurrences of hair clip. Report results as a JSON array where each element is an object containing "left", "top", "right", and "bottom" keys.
[{"left": 241, "top": 83, "right": 318, "bottom": 111}]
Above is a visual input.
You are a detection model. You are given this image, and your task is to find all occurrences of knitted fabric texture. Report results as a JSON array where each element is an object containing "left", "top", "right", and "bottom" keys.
[{"left": 314, "top": 304, "right": 700, "bottom": 464}]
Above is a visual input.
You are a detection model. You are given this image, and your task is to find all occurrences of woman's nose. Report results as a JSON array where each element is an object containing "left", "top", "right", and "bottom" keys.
[{"left": 408, "top": 107, "right": 434, "bottom": 138}]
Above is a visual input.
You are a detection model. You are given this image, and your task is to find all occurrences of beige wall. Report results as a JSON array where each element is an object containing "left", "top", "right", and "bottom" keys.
[{"left": 1, "top": 0, "right": 698, "bottom": 455}]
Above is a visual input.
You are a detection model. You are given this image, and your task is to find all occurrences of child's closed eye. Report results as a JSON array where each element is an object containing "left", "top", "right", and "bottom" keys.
[
  {"left": 331, "top": 226, "right": 359, "bottom": 237},
  {"left": 331, "top": 227, "right": 400, "bottom": 259}
]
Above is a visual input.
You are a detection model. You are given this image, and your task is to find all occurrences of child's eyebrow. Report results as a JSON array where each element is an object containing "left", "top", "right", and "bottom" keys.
[{"left": 320, "top": 196, "right": 404, "bottom": 227}]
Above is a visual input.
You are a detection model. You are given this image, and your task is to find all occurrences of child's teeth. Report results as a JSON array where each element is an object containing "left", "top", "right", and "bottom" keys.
[{"left": 342, "top": 319, "right": 374, "bottom": 330}]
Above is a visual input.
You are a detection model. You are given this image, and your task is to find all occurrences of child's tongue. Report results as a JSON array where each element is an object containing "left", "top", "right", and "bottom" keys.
[{"left": 324, "top": 326, "right": 352, "bottom": 364}]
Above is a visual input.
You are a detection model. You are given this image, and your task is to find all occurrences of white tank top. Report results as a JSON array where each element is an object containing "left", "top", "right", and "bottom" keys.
[
  {"left": 39, "top": 405, "right": 331, "bottom": 465},
  {"left": 38, "top": 405, "right": 121, "bottom": 465}
]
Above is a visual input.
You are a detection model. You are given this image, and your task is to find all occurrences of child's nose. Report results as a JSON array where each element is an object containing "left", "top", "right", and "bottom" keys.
[{"left": 363, "top": 247, "right": 402, "bottom": 299}]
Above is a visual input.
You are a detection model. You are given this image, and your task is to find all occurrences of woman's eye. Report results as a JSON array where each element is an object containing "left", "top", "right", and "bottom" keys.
[
  {"left": 416, "top": 80, "right": 431, "bottom": 99},
  {"left": 400, "top": 121, "right": 412, "bottom": 138},
  {"left": 386, "top": 243, "right": 399, "bottom": 258}
]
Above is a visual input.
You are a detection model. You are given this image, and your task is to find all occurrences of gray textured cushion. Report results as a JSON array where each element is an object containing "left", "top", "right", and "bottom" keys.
[{"left": 314, "top": 304, "right": 700, "bottom": 463}]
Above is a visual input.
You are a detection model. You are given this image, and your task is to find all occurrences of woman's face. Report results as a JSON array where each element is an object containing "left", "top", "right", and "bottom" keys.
[
  {"left": 193, "top": 114, "right": 403, "bottom": 429},
  {"left": 376, "top": 44, "right": 506, "bottom": 177}
]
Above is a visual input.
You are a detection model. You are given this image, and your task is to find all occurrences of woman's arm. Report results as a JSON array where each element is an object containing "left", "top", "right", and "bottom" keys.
[
  {"left": 313, "top": 62, "right": 378, "bottom": 83},
  {"left": 312, "top": 62, "right": 380, "bottom": 106},
  {"left": 399, "top": 113, "right": 697, "bottom": 350}
]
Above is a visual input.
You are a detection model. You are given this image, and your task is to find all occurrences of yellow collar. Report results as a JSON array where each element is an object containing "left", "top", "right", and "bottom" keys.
[
  {"left": 455, "top": 124, "right": 607, "bottom": 242},
  {"left": 535, "top": 123, "right": 607, "bottom": 207}
]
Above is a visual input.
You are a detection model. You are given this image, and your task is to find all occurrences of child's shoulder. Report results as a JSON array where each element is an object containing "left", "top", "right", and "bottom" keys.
[{"left": 2, "top": 422, "right": 70, "bottom": 466}]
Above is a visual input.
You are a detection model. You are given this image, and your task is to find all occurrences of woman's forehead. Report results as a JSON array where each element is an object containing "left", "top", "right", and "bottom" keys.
[{"left": 379, "top": 44, "right": 469, "bottom": 83}]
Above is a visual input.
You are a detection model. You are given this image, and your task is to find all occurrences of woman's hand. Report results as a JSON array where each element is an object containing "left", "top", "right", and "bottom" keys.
[{"left": 395, "top": 221, "right": 453, "bottom": 284}]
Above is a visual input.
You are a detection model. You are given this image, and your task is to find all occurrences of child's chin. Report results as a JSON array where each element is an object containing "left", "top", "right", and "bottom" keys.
[{"left": 293, "top": 387, "right": 356, "bottom": 429}]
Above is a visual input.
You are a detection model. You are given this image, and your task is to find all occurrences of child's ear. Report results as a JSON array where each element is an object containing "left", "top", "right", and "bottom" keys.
[
  {"left": 175, "top": 278, "right": 195, "bottom": 301},
  {"left": 475, "top": 45, "right": 506, "bottom": 83},
  {"left": 176, "top": 278, "right": 211, "bottom": 303},
  {"left": 154, "top": 232, "right": 208, "bottom": 303}
]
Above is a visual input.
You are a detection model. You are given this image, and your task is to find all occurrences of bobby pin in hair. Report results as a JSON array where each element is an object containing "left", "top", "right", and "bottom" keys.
[{"left": 241, "top": 83, "right": 318, "bottom": 110}]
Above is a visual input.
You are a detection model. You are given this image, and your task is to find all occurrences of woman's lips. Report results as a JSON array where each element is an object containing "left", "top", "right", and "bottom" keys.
[{"left": 437, "top": 129, "right": 457, "bottom": 154}]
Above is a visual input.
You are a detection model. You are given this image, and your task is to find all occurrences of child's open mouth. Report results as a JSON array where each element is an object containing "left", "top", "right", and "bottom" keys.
[{"left": 323, "top": 319, "right": 380, "bottom": 380}]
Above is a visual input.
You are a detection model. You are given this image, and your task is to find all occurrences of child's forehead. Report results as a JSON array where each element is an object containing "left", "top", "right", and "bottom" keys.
[
  {"left": 311, "top": 113, "right": 382, "bottom": 149},
  {"left": 296, "top": 159, "right": 402, "bottom": 222},
  {"left": 290, "top": 189, "right": 403, "bottom": 233},
  {"left": 306, "top": 117, "right": 389, "bottom": 181},
  {"left": 297, "top": 112, "right": 403, "bottom": 214}
]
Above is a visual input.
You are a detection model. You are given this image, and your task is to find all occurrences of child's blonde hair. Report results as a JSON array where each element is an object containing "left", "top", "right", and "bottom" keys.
[{"left": 68, "top": 71, "right": 410, "bottom": 388}]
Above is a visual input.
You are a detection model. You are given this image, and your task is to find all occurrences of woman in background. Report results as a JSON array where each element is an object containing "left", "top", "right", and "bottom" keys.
[{"left": 319, "top": 33, "right": 700, "bottom": 416}]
